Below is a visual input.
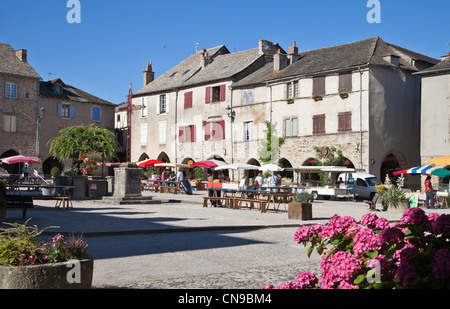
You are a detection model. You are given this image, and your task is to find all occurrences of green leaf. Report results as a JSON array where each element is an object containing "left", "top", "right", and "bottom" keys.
[
  {"left": 354, "top": 274, "right": 365, "bottom": 284},
  {"left": 366, "top": 251, "right": 379, "bottom": 258}
]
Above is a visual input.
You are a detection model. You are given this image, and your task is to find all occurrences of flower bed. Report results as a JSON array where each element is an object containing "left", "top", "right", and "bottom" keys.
[{"left": 264, "top": 209, "right": 450, "bottom": 289}]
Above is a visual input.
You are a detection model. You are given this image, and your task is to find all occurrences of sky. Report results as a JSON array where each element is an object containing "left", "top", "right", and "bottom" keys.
[{"left": 1, "top": 0, "right": 449, "bottom": 104}]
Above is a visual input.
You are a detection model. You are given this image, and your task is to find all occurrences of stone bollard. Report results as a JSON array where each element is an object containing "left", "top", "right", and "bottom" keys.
[{"left": 113, "top": 162, "right": 142, "bottom": 198}]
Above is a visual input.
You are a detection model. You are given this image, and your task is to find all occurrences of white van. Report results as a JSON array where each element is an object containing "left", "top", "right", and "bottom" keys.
[{"left": 338, "top": 172, "right": 382, "bottom": 200}]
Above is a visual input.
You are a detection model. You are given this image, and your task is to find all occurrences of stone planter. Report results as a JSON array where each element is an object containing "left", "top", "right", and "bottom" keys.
[
  {"left": 288, "top": 202, "right": 312, "bottom": 220},
  {"left": 0, "top": 259, "right": 94, "bottom": 289},
  {"left": 387, "top": 202, "right": 410, "bottom": 212}
]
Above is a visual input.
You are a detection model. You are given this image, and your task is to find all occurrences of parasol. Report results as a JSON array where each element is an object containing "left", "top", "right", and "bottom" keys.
[
  {"left": 259, "top": 163, "right": 283, "bottom": 172},
  {"left": 429, "top": 155, "right": 450, "bottom": 166},
  {"left": 393, "top": 165, "right": 450, "bottom": 178},
  {"left": 0, "top": 155, "right": 41, "bottom": 165},
  {"left": 135, "top": 159, "right": 164, "bottom": 167},
  {"left": 214, "top": 162, "right": 260, "bottom": 171},
  {"left": 190, "top": 160, "right": 228, "bottom": 169}
]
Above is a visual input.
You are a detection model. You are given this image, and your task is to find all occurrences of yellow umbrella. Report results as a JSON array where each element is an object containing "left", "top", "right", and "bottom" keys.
[{"left": 429, "top": 155, "right": 450, "bottom": 166}]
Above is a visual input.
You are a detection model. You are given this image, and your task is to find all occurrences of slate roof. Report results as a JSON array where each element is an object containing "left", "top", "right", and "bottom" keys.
[
  {"left": 416, "top": 55, "right": 450, "bottom": 74},
  {"left": 0, "top": 43, "right": 41, "bottom": 79},
  {"left": 40, "top": 78, "right": 115, "bottom": 106},
  {"left": 259, "top": 37, "right": 439, "bottom": 82}
]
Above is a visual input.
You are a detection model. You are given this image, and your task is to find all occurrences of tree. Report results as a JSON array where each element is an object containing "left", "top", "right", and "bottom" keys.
[
  {"left": 259, "top": 122, "right": 285, "bottom": 164},
  {"left": 47, "top": 124, "right": 119, "bottom": 166}
]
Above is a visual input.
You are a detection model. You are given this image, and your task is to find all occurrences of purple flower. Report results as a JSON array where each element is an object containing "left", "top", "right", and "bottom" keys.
[
  {"left": 401, "top": 208, "right": 427, "bottom": 225},
  {"left": 380, "top": 227, "right": 404, "bottom": 245},
  {"left": 432, "top": 249, "right": 450, "bottom": 280},
  {"left": 432, "top": 214, "right": 450, "bottom": 236}
]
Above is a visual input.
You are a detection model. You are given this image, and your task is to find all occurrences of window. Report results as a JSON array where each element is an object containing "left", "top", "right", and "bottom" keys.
[
  {"left": 205, "top": 85, "right": 226, "bottom": 103},
  {"left": 339, "top": 72, "right": 352, "bottom": 93},
  {"left": 141, "top": 97, "right": 148, "bottom": 117},
  {"left": 244, "top": 121, "right": 252, "bottom": 141},
  {"left": 287, "top": 81, "right": 298, "bottom": 99},
  {"left": 159, "top": 95, "right": 167, "bottom": 113},
  {"left": 55, "top": 85, "right": 62, "bottom": 94},
  {"left": 285, "top": 118, "right": 298, "bottom": 137},
  {"left": 159, "top": 121, "right": 167, "bottom": 144},
  {"left": 313, "top": 76, "right": 325, "bottom": 96},
  {"left": 242, "top": 89, "right": 253, "bottom": 105},
  {"left": 57, "top": 103, "right": 75, "bottom": 119},
  {"left": 338, "top": 112, "right": 352, "bottom": 132},
  {"left": 184, "top": 92, "right": 193, "bottom": 109},
  {"left": 92, "top": 107, "right": 101, "bottom": 122},
  {"left": 204, "top": 120, "right": 225, "bottom": 141},
  {"left": 140, "top": 123, "right": 148, "bottom": 146},
  {"left": 3, "top": 115, "right": 17, "bottom": 132},
  {"left": 5, "top": 83, "right": 17, "bottom": 99},
  {"left": 179, "top": 125, "right": 196, "bottom": 143},
  {"left": 313, "top": 114, "right": 326, "bottom": 134}
]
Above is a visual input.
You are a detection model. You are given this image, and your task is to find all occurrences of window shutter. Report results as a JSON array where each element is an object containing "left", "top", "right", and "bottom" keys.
[
  {"left": 205, "top": 87, "right": 211, "bottom": 104},
  {"left": 204, "top": 122, "right": 210, "bottom": 141},
  {"left": 320, "top": 115, "right": 326, "bottom": 133},
  {"left": 339, "top": 72, "right": 352, "bottom": 93},
  {"left": 11, "top": 116, "right": 17, "bottom": 133},
  {"left": 338, "top": 113, "right": 344, "bottom": 132},
  {"left": 184, "top": 92, "right": 193, "bottom": 108},
  {"left": 220, "top": 84, "right": 226, "bottom": 102},
  {"left": 70, "top": 105, "right": 76, "bottom": 119},
  {"left": 345, "top": 113, "right": 352, "bottom": 131},
  {"left": 313, "top": 76, "right": 325, "bottom": 96},
  {"left": 179, "top": 126, "right": 184, "bottom": 143},
  {"left": 57, "top": 103, "right": 62, "bottom": 117},
  {"left": 219, "top": 120, "right": 225, "bottom": 140},
  {"left": 285, "top": 119, "right": 291, "bottom": 137},
  {"left": 292, "top": 118, "right": 298, "bottom": 136},
  {"left": 191, "top": 125, "right": 196, "bottom": 142}
]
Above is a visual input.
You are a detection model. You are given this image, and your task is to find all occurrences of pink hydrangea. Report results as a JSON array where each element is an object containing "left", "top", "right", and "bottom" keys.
[
  {"left": 375, "top": 217, "right": 390, "bottom": 230},
  {"left": 380, "top": 227, "right": 404, "bottom": 245},
  {"left": 360, "top": 212, "right": 378, "bottom": 228},
  {"left": 276, "top": 281, "right": 299, "bottom": 289},
  {"left": 321, "top": 215, "right": 357, "bottom": 238},
  {"left": 432, "top": 249, "right": 450, "bottom": 280},
  {"left": 294, "top": 226, "right": 311, "bottom": 244},
  {"left": 320, "top": 251, "right": 362, "bottom": 289},
  {"left": 296, "top": 272, "right": 318, "bottom": 288},
  {"left": 401, "top": 208, "right": 428, "bottom": 225},
  {"left": 353, "top": 228, "right": 383, "bottom": 256},
  {"left": 432, "top": 214, "right": 450, "bottom": 236}
]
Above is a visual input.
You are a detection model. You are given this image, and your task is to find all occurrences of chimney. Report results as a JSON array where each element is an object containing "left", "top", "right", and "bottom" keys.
[
  {"left": 273, "top": 49, "right": 288, "bottom": 72},
  {"left": 201, "top": 49, "right": 209, "bottom": 68},
  {"left": 16, "top": 49, "right": 27, "bottom": 62},
  {"left": 287, "top": 41, "right": 300, "bottom": 65},
  {"left": 143, "top": 61, "right": 155, "bottom": 86},
  {"left": 441, "top": 52, "right": 450, "bottom": 61},
  {"left": 258, "top": 40, "right": 277, "bottom": 55}
]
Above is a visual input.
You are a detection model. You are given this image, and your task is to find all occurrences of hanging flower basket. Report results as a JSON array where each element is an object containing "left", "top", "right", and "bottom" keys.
[
  {"left": 339, "top": 93, "right": 349, "bottom": 99},
  {"left": 313, "top": 96, "right": 323, "bottom": 102}
]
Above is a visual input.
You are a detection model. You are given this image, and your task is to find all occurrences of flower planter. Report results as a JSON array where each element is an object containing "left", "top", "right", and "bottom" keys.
[
  {"left": 0, "top": 259, "right": 94, "bottom": 289},
  {"left": 387, "top": 201, "right": 410, "bottom": 212},
  {"left": 288, "top": 202, "right": 312, "bottom": 220}
]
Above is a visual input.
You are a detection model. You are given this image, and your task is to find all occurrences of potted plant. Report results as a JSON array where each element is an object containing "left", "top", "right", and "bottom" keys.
[
  {"left": 313, "top": 95, "right": 323, "bottom": 101},
  {"left": 288, "top": 191, "right": 313, "bottom": 220},
  {"left": 0, "top": 220, "right": 93, "bottom": 289},
  {"left": 287, "top": 98, "right": 294, "bottom": 104},
  {"left": 339, "top": 92, "right": 349, "bottom": 99},
  {"left": 50, "top": 166, "right": 61, "bottom": 177},
  {"left": 381, "top": 175, "right": 410, "bottom": 212},
  {"left": 79, "top": 152, "right": 101, "bottom": 175}
]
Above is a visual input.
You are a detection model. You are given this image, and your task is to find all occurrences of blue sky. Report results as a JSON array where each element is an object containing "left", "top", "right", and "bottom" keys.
[{"left": 1, "top": 0, "right": 449, "bottom": 104}]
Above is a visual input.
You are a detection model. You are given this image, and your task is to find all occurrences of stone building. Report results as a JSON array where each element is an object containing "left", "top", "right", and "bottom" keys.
[
  {"left": 0, "top": 43, "right": 41, "bottom": 173},
  {"left": 131, "top": 37, "right": 438, "bottom": 187},
  {"left": 39, "top": 78, "right": 116, "bottom": 174},
  {"left": 416, "top": 53, "right": 450, "bottom": 190}
]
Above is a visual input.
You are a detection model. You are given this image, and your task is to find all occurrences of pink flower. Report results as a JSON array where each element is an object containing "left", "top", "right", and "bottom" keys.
[
  {"left": 401, "top": 208, "right": 427, "bottom": 225},
  {"left": 380, "top": 227, "right": 404, "bottom": 245},
  {"left": 277, "top": 281, "right": 299, "bottom": 289},
  {"left": 375, "top": 217, "right": 390, "bottom": 230},
  {"left": 432, "top": 249, "right": 450, "bottom": 280},
  {"left": 321, "top": 215, "right": 357, "bottom": 238},
  {"left": 262, "top": 284, "right": 275, "bottom": 289},
  {"left": 294, "top": 224, "right": 323, "bottom": 243},
  {"left": 432, "top": 214, "right": 450, "bottom": 236},
  {"left": 320, "top": 251, "right": 362, "bottom": 289},
  {"left": 296, "top": 272, "right": 318, "bottom": 288},
  {"left": 360, "top": 212, "right": 378, "bottom": 228},
  {"left": 353, "top": 228, "right": 383, "bottom": 256}
]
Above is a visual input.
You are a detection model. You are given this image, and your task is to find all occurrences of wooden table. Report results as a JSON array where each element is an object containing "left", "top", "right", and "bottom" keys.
[{"left": 6, "top": 184, "right": 74, "bottom": 211}]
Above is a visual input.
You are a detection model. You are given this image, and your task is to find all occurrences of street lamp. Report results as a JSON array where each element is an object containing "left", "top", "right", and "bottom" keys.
[
  {"left": 225, "top": 105, "right": 235, "bottom": 122},
  {"left": 36, "top": 106, "right": 45, "bottom": 156}
]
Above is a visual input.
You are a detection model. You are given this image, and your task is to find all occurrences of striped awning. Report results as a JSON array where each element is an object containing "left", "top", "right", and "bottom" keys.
[{"left": 393, "top": 165, "right": 450, "bottom": 178}]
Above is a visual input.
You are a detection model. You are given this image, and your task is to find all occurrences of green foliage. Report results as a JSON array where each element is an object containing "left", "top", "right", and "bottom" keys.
[
  {"left": 259, "top": 122, "right": 285, "bottom": 163},
  {"left": 293, "top": 191, "right": 313, "bottom": 203},
  {"left": 193, "top": 167, "right": 205, "bottom": 180},
  {"left": 47, "top": 124, "right": 119, "bottom": 164},
  {"left": 381, "top": 186, "right": 409, "bottom": 209},
  {"left": 50, "top": 166, "right": 61, "bottom": 176},
  {"left": 313, "top": 146, "right": 343, "bottom": 186}
]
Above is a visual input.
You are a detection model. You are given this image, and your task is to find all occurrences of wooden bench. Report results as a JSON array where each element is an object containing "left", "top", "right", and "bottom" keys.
[
  {"left": 159, "top": 185, "right": 180, "bottom": 194},
  {"left": 202, "top": 196, "right": 233, "bottom": 208},
  {"left": 364, "top": 193, "right": 380, "bottom": 211},
  {"left": 6, "top": 195, "right": 35, "bottom": 219},
  {"left": 232, "top": 198, "right": 268, "bottom": 212}
]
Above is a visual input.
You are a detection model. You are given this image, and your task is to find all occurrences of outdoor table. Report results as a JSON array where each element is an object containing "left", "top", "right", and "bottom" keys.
[
  {"left": 6, "top": 184, "right": 74, "bottom": 210},
  {"left": 436, "top": 191, "right": 449, "bottom": 209}
]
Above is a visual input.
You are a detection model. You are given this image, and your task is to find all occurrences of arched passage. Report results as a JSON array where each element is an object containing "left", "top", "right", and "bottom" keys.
[
  {"left": 279, "top": 158, "right": 293, "bottom": 179},
  {"left": 245, "top": 158, "right": 261, "bottom": 179},
  {"left": 0, "top": 149, "right": 20, "bottom": 174},
  {"left": 380, "top": 152, "right": 407, "bottom": 183},
  {"left": 42, "top": 157, "right": 63, "bottom": 176},
  {"left": 157, "top": 152, "right": 170, "bottom": 163},
  {"left": 138, "top": 153, "right": 149, "bottom": 161}
]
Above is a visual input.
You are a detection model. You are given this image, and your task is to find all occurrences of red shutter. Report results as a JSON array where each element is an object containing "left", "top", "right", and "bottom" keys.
[
  {"left": 179, "top": 126, "right": 184, "bottom": 143},
  {"left": 205, "top": 87, "right": 211, "bottom": 104},
  {"left": 220, "top": 84, "right": 226, "bottom": 102},
  {"left": 204, "top": 122, "right": 210, "bottom": 141},
  {"left": 184, "top": 92, "right": 193, "bottom": 108},
  {"left": 219, "top": 120, "right": 225, "bottom": 140},
  {"left": 191, "top": 125, "right": 196, "bottom": 142}
]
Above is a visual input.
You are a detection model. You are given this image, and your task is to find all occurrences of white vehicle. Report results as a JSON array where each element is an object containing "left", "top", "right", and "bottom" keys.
[{"left": 338, "top": 172, "right": 382, "bottom": 200}]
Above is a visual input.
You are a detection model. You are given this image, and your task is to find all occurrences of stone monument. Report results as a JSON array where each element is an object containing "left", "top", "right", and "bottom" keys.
[{"left": 100, "top": 162, "right": 160, "bottom": 205}]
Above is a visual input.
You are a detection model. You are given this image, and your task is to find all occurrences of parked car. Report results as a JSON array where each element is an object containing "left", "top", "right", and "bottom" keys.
[{"left": 338, "top": 172, "right": 382, "bottom": 200}]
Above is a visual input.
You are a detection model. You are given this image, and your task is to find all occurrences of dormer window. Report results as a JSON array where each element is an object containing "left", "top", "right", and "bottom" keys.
[{"left": 55, "top": 85, "right": 62, "bottom": 94}]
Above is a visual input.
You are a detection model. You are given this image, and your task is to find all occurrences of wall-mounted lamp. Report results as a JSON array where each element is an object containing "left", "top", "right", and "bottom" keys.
[{"left": 225, "top": 105, "right": 235, "bottom": 122}]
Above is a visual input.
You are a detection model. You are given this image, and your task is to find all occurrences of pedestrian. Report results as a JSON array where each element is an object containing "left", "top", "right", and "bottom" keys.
[
  {"left": 255, "top": 171, "right": 263, "bottom": 187},
  {"left": 424, "top": 175, "right": 435, "bottom": 209},
  {"left": 177, "top": 169, "right": 184, "bottom": 182},
  {"left": 276, "top": 173, "right": 282, "bottom": 186},
  {"left": 23, "top": 163, "right": 29, "bottom": 181}
]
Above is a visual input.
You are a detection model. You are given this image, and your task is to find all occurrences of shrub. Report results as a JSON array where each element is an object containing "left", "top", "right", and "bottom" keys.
[
  {"left": 0, "top": 220, "right": 90, "bottom": 266},
  {"left": 265, "top": 209, "right": 450, "bottom": 289}
]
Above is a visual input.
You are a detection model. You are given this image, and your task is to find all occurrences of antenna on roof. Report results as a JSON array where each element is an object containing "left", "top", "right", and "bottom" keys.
[
  {"left": 47, "top": 72, "right": 56, "bottom": 81},
  {"left": 196, "top": 43, "right": 199, "bottom": 52}
]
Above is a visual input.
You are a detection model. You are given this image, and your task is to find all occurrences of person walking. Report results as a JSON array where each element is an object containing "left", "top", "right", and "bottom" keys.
[{"left": 424, "top": 175, "right": 435, "bottom": 209}]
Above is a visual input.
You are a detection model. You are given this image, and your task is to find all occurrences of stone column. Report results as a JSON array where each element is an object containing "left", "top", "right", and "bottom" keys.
[{"left": 113, "top": 162, "right": 142, "bottom": 198}]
